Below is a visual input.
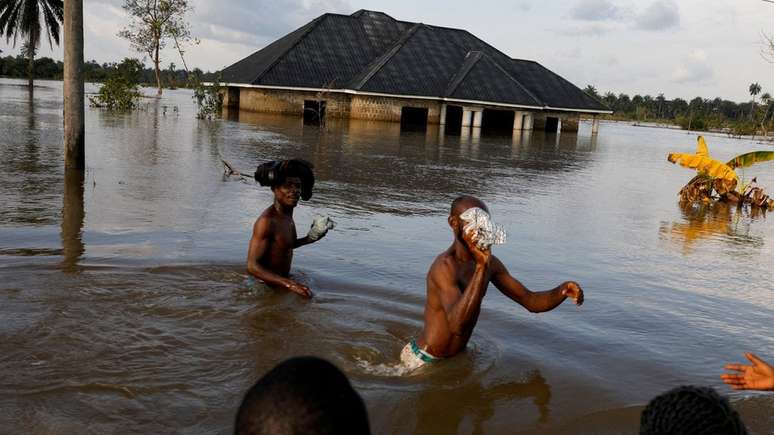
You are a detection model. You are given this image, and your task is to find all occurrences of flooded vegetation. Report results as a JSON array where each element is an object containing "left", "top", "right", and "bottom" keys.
[{"left": 1, "top": 78, "right": 773, "bottom": 433}]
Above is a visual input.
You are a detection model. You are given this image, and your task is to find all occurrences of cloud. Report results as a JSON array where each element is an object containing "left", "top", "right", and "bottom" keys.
[
  {"left": 559, "top": 23, "right": 615, "bottom": 37},
  {"left": 635, "top": 0, "right": 679, "bottom": 31},
  {"left": 191, "top": 0, "right": 352, "bottom": 48},
  {"left": 570, "top": 0, "right": 623, "bottom": 22},
  {"left": 672, "top": 50, "right": 713, "bottom": 83}
]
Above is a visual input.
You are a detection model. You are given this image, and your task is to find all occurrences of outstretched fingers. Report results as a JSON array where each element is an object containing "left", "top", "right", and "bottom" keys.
[
  {"left": 720, "top": 374, "right": 748, "bottom": 389},
  {"left": 723, "top": 363, "right": 748, "bottom": 373},
  {"left": 746, "top": 352, "right": 765, "bottom": 366}
]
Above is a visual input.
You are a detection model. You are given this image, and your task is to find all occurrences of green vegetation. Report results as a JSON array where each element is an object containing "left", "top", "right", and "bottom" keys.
[
  {"left": 118, "top": 0, "right": 195, "bottom": 96},
  {"left": 88, "top": 74, "right": 140, "bottom": 111},
  {"left": 192, "top": 72, "right": 223, "bottom": 120},
  {"left": 0, "top": 54, "right": 218, "bottom": 85},
  {"left": 0, "top": 0, "right": 64, "bottom": 90},
  {"left": 88, "top": 58, "right": 149, "bottom": 111},
  {"left": 583, "top": 84, "right": 774, "bottom": 137}
]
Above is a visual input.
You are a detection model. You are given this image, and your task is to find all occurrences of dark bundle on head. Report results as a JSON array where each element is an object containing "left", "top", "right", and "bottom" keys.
[
  {"left": 234, "top": 356, "right": 371, "bottom": 435},
  {"left": 254, "top": 159, "right": 315, "bottom": 200},
  {"left": 640, "top": 385, "right": 747, "bottom": 435}
]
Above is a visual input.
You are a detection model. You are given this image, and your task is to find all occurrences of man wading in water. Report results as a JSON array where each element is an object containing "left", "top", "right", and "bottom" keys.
[
  {"left": 402, "top": 195, "right": 584, "bottom": 367},
  {"left": 247, "top": 159, "right": 334, "bottom": 298}
]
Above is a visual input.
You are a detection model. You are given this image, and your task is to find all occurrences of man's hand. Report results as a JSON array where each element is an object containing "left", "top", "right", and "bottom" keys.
[
  {"left": 560, "top": 281, "right": 584, "bottom": 306},
  {"left": 307, "top": 216, "right": 335, "bottom": 241},
  {"left": 463, "top": 229, "right": 491, "bottom": 265},
  {"left": 721, "top": 353, "right": 774, "bottom": 391},
  {"left": 284, "top": 279, "right": 313, "bottom": 298}
]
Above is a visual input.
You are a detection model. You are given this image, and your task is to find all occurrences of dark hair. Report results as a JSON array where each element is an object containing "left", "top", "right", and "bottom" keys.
[
  {"left": 254, "top": 159, "right": 315, "bottom": 200},
  {"left": 640, "top": 385, "right": 747, "bottom": 435},
  {"left": 235, "top": 357, "right": 370, "bottom": 435}
]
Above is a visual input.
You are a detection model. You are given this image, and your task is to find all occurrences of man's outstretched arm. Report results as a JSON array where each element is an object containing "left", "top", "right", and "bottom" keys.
[
  {"left": 490, "top": 256, "right": 583, "bottom": 313},
  {"left": 247, "top": 218, "right": 312, "bottom": 298}
]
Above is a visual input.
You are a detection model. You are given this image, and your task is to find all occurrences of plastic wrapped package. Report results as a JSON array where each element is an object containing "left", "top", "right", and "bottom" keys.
[
  {"left": 308, "top": 216, "right": 336, "bottom": 241},
  {"left": 459, "top": 207, "right": 506, "bottom": 250}
]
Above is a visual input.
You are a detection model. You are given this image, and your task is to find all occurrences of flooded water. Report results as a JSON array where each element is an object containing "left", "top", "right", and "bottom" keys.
[{"left": 1, "top": 77, "right": 772, "bottom": 434}]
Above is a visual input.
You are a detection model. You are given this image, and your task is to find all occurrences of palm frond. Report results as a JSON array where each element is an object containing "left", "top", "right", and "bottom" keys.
[{"left": 40, "top": 0, "right": 61, "bottom": 47}]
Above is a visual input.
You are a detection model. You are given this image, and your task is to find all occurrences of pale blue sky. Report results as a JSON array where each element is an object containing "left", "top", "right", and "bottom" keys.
[{"left": 2, "top": 0, "right": 774, "bottom": 102}]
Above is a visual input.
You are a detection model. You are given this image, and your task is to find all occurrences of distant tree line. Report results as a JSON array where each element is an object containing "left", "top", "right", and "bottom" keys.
[
  {"left": 0, "top": 54, "right": 218, "bottom": 87},
  {"left": 583, "top": 84, "right": 774, "bottom": 136}
]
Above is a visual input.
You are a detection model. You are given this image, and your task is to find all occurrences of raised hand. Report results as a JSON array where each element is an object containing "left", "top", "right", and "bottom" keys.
[
  {"left": 307, "top": 216, "right": 335, "bottom": 241},
  {"left": 560, "top": 281, "right": 584, "bottom": 306},
  {"left": 721, "top": 353, "right": 774, "bottom": 391},
  {"left": 462, "top": 228, "right": 491, "bottom": 265}
]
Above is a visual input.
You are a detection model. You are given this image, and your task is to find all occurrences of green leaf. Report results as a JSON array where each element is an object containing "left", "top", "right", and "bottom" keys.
[{"left": 726, "top": 151, "right": 774, "bottom": 169}]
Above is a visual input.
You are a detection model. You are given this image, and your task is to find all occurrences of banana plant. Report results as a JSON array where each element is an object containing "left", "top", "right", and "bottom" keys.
[
  {"left": 668, "top": 136, "right": 774, "bottom": 208},
  {"left": 667, "top": 136, "right": 738, "bottom": 183}
]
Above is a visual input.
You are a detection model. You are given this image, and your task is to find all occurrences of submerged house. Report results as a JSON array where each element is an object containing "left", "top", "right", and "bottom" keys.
[{"left": 220, "top": 10, "right": 610, "bottom": 134}]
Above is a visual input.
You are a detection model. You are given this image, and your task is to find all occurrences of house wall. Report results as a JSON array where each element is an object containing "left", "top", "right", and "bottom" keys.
[
  {"left": 233, "top": 87, "right": 351, "bottom": 118},
  {"left": 532, "top": 112, "right": 581, "bottom": 132},
  {"left": 225, "top": 86, "right": 588, "bottom": 130},
  {"left": 349, "top": 95, "right": 443, "bottom": 123}
]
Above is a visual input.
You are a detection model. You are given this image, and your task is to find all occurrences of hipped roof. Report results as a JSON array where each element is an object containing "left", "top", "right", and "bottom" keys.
[{"left": 221, "top": 10, "right": 609, "bottom": 112}]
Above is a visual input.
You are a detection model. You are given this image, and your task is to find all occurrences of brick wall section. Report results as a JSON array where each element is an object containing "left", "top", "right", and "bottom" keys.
[
  {"left": 532, "top": 112, "right": 581, "bottom": 132},
  {"left": 349, "top": 95, "right": 442, "bottom": 123},
  {"left": 226, "top": 87, "right": 584, "bottom": 129},
  {"left": 234, "top": 87, "right": 351, "bottom": 118}
]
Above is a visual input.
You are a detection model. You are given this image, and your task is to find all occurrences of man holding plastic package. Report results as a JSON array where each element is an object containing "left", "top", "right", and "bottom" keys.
[
  {"left": 401, "top": 195, "right": 584, "bottom": 368},
  {"left": 246, "top": 159, "right": 335, "bottom": 298}
]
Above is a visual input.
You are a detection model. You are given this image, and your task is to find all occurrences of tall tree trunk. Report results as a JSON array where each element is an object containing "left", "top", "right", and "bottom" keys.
[
  {"left": 27, "top": 35, "right": 34, "bottom": 91},
  {"left": 154, "top": 37, "right": 162, "bottom": 96},
  {"left": 64, "top": 0, "right": 85, "bottom": 170}
]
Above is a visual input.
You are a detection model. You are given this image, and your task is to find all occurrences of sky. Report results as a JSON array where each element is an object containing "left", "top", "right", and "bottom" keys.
[{"left": 2, "top": 0, "right": 774, "bottom": 102}]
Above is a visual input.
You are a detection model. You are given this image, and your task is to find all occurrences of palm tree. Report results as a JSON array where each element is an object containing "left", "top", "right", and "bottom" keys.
[
  {"left": 0, "top": 0, "right": 64, "bottom": 90},
  {"left": 749, "top": 82, "right": 762, "bottom": 120},
  {"left": 760, "top": 93, "right": 773, "bottom": 137},
  {"left": 63, "top": 0, "right": 83, "bottom": 170}
]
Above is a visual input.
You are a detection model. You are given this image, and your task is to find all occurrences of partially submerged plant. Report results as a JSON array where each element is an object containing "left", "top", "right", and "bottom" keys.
[
  {"left": 667, "top": 136, "right": 774, "bottom": 209},
  {"left": 192, "top": 72, "right": 223, "bottom": 120},
  {"left": 88, "top": 75, "right": 141, "bottom": 111}
]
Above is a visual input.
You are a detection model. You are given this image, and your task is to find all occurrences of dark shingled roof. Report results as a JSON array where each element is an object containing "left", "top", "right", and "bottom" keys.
[{"left": 220, "top": 10, "right": 609, "bottom": 112}]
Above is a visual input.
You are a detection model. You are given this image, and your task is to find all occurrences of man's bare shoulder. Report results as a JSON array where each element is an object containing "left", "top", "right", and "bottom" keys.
[{"left": 252, "top": 208, "right": 276, "bottom": 235}]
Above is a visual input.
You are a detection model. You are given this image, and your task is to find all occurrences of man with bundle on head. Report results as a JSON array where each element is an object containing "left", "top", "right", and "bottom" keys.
[
  {"left": 402, "top": 195, "right": 584, "bottom": 369},
  {"left": 247, "top": 159, "right": 334, "bottom": 298}
]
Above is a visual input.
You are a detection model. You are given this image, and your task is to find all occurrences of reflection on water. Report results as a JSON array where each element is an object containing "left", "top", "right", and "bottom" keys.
[
  {"left": 1, "top": 78, "right": 773, "bottom": 434},
  {"left": 660, "top": 201, "right": 765, "bottom": 254},
  {"left": 414, "top": 371, "right": 551, "bottom": 434},
  {"left": 61, "top": 170, "right": 85, "bottom": 273}
]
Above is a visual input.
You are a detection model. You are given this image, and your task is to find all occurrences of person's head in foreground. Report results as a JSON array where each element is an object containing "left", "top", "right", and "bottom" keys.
[
  {"left": 235, "top": 356, "right": 370, "bottom": 435},
  {"left": 254, "top": 159, "right": 315, "bottom": 209},
  {"left": 639, "top": 385, "right": 747, "bottom": 435}
]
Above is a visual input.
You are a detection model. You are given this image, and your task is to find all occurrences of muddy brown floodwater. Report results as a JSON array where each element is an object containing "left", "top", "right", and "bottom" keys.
[{"left": 1, "top": 78, "right": 772, "bottom": 434}]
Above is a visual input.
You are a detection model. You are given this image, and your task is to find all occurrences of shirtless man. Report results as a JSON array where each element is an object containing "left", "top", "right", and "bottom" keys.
[
  {"left": 246, "top": 159, "right": 333, "bottom": 298},
  {"left": 402, "top": 195, "right": 584, "bottom": 366}
]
